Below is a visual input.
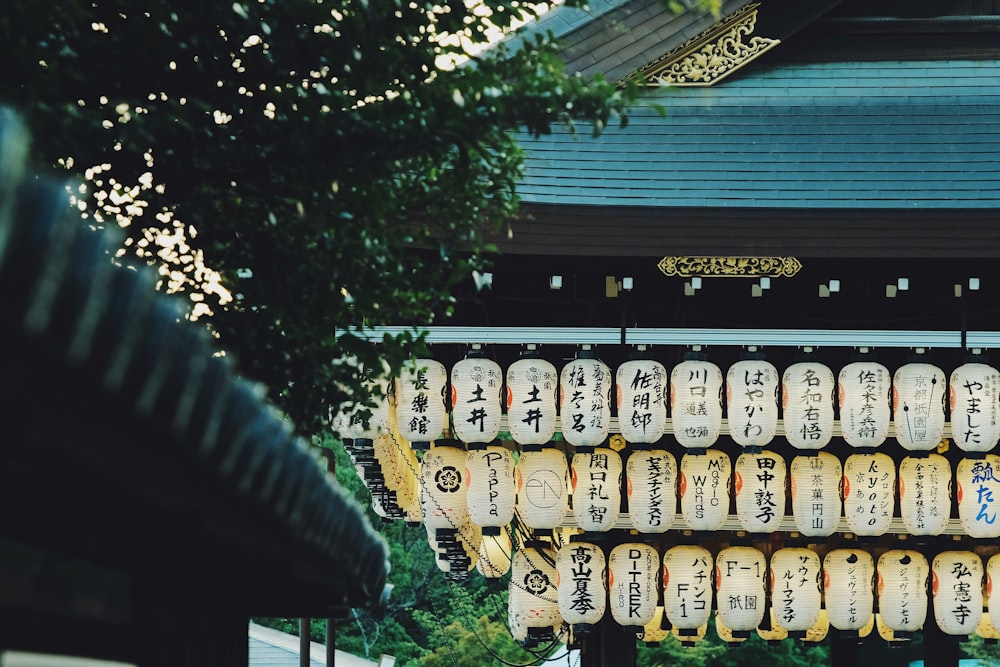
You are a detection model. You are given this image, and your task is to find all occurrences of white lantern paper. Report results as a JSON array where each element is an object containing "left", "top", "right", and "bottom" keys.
[
  {"left": 726, "top": 359, "right": 779, "bottom": 447},
  {"left": 715, "top": 546, "right": 767, "bottom": 634},
  {"left": 734, "top": 450, "right": 786, "bottom": 533},
  {"left": 397, "top": 358, "right": 448, "bottom": 443},
  {"left": 571, "top": 448, "right": 622, "bottom": 532},
  {"left": 838, "top": 361, "right": 891, "bottom": 448},
  {"left": 893, "top": 362, "right": 947, "bottom": 451},
  {"left": 515, "top": 448, "right": 569, "bottom": 532},
  {"left": 450, "top": 356, "right": 503, "bottom": 443},
  {"left": 560, "top": 356, "right": 612, "bottom": 448},
  {"left": 770, "top": 548, "right": 821, "bottom": 635},
  {"left": 617, "top": 359, "right": 668, "bottom": 443},
  {"left": 932, "top": 551, "right": 983, "bottom": 636},
  {"left": 986, "top": 554, "right": 1000, "bottom": 633},
  {"left": 898, "top": 454, "right": 950, "bottom": 536},
  {"left": 877, "top": 550, "right": 929, "bottom": 634},
  {"left": 790, "top": 452, "right": 842, "bottom": 537},
  {"left": 679, "top": 449, "right": 731, "bottom": 532},
  {"left": 951, "top": 363, "right": 1000, "bottom": 453},
  {"left": 510, "top": 543, "right": 562, "bottom": 642},
  {"left": 556, "top": 541, "right": 607, "bottom": 629},
  {"left": 465, "top": 445, "right": 516, "bottom": 530},
  {"left": 420, "top": 444, "right": 469, "bottom": 530},
  {"left": 662, "top": 545, "right": 714, "bottom": 632},
  {"left": 670, "top": 360, "right": 723, "bottom": 449},
  {"left": 843, "top": 452, "right": 896, "bottom": 536},
  {"left": 957, "top": 455, "right": 1000, "bottom": 538},
  {"left": 476, "top": 529, "right": 512, "bottom": 578},
  {"left": 823, "top": 549, "right": 875, "bottom": 632},
  {"left": 627, "top": 449, "right": 677, "bottom": 533},
  {"left": 782, "top": 361, "right": 835, "bottom": 450},
  {"left": 506, "top": 357, "right": 558, "bottom": 446},
  {"left": 332, "top": 376, "right": 392, "bottom": 440},
  {"left": 608, "top": 543, "right": 659, "bottom": 628}
]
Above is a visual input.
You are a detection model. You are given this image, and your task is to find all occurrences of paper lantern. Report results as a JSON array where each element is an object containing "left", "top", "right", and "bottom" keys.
[
  {"left": 977, "top": 612, "right": 1000, "bottom": 641},
  {"left": 465, "top": 445, "right": 516, "bottom": 530},
  {"left": 875, "top": 614, "right": 910, "bottom": 644},
  {"left": 476, "top": 529, "right": 512, "bottom": 578},
  {"left": 640, "top": 607, "right": 670, "bottom": 645},
  {"left": 679, "top": 449, "right": 731, "bottom": 532},
  {"left": 506, "top": 356, "right": 558, "bottom": 445},
  {"left": 715, "top": 546, "right": 766, "bottom": 635},
  {"left": 429, "top": 522, "right": 479, "bottom": 580},
  {"left": 571, "top": 448, "right": 622, "bottom": 532},
  {"left": 670, "top": 359, "right": 723, "bottom": 449},
  {"left": 450, "top": 356, "right": 503, "bottom": 444},
  {"left": 371, "top": 431, "right": 421, "bottom": 522},
  {"left": 782, "top": 361, "right": 835, "bottom": 450},
  {"left": 560, "top": 355, "right": 612, "bottom": 448},
  {"left": 843, "top": 452, "right": 896, "bottom": 536},
  {"left": 397, "top": 358, "right": 448, "bottom": 443},
  {"left": 770, "top": 548, "right": 821, "bottom": 635},
  {"left": 893, "top": 362, "right": 947, "bottom": 451},
  {"left": 714, "top": 611, "right": 747, "bottom": 646},
  {"left": 932, "top": 551, "right": 983, "bottom": 636},
  {"left": 876, "top": 550, "right": 928, "bottom": 634},
  {"left": 555, "top": 541, "right": 607, "bottom": 630},
  {"left": 627, "top": 449, "right": 677, "bottom": 533},
  {"left": 726, "top": 359, "right": 779, "bottom": 447},
  {"left": 734, "top": 450, "right": 786, "bottom": 533},
  {"left": 790, "top": 452, "right": 842, "bottom": 537},
  {"left": 802, "top": 610, "right": 830, "bottom": 644},
  {"left": 987, "top": 554, "right": 1000, "bottom": 636},
  {"left": 757, "top": 610, "right": 789, "bottom": 643},
  {"left": 823, "top": 549, "right": 875, "bottom": 632},
  {"left": 662, "top": 545, "right": 713, "bottom": 632},
  {"left": 515, "top": 448, "right": 569, "bottom": 532},
  {"left": 331, "top": 376, "right": 392, "bottom": 440},
  {"left": 420, "top": 444, "right": 469, "bottom": 530},
  {"left": 898, "top": 454, "right": 951, "bottom": 536},
  {"left": 950, "top": 363, "right": 1000, "bottom": 453},
  {"left": 510, "top": 543, "right": 562, "bottom": 645},
  {"left": 616, "top": 359, "right": 668, "bottom": 443},
  {"left": 957, "top": 455, "right": 1000, "bottom": 538},
  {"left": 838, "top": 360, "right": 891, "bottom": 448},
  {"left": 608, "top": 543, "right": 659, "bottom": 628}
]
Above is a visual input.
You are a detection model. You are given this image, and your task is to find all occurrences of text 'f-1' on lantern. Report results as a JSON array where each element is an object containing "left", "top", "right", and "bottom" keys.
[
  {"left": 843, "top": 451, "right": 896, "bottom": 536},
  {"left": 824, "top": 549, "right": 875, "bottom": 633},
  {"left": 893, "top": 361, "right": 946, "bottom": 451},
  {"left": 715, "top": 546, "right": 766, "bottom": 637},
  {"left": 397, "top": 358, "right": 448, "bottom": 445},
  {"left": 616, "top": 357, "right": 668, "bottom": 444},
  {"left": 734, "top": 449, "right": 785, "bottom": 533},
  {"left": 838, "top": 360, "right": 891, "bottom": 448},
  {"left": 898, "top": 453, "right": 950, "bottom": 536},
  {"left": 556, "top": 541, "right": 607, "bottom": 633},
  {"left": 450, "top": 351, "right": 503, "bottom": 444},
  {"left": 932, "top": 551, "right": 983, "bottom": 636},
  {"left": 627, "top": 449, "right": 677, "bottom": 533},
  {"left": 790, "top": 451, "right": 842, "bottom": 538},
  {"left": 506, "top": 351, "right": 558, "bottom": 446},
  {"left": 770, "top": 548, "right": 821, "bottom": 637},
  {"left": 560, "top": 351, "right": 612, "bottom": 449},
  {"left": 515, "top": 446, "right": 569, "bottom": 535},
  {"left": 950, "top": 362, "right": 1000, "bottom": 453},
  {"left": 670, "top": 357, "right": 723, "bottom": 449},
  {"left": 957, "top": 455, "right": 1000, "bottom": 539},
  {"left": 782, "top": 361, "right": 835, "bottom": 450},
  {"left": 726, "top": 357, "right": 779, "bottom": 448},
  {"left": 420, "top": 442, "right": 469, "bottom": 532},
  {"left": 510, "top": 542, "right": 561, "bottom": 647},
  {"left": 680, "top": 449, "right": 731, "bottom": 532},
  {"left": 608, "top": 543, "right": 659, "bottom": 630},
  {"left": 877, "top": 550, "right": 929, "bottom": 635},
  {"left": 662, "top": 545, "right": 714, "bottom": 634},
  {"left": 465, "top": 444, "right": 516, "bottom": 532},
  {"left": 571, "top": 447, "right": 622, "bottom": 532}
]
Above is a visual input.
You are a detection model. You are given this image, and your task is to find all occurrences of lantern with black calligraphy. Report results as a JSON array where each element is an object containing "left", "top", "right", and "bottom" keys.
[
  {"left": 332, "top": 374, "right": 392, "bottom": 441},
  {"left": 617, "top": 358, "right": 668, "bottom": 443},
  {"left": 506, "top": 355, "right": 558, "bottom": 446},
  {"left": 726, "top": 359, "right": 779, "bottom": 448},
  {"left": 950, "top": 362, "right": 1000, "bottom": 453},
  {"left": 714, "top": 611, "right": 747, "bottom": 646},
  {"left": 560, "top": 353, "right": 612, "bottom": 448},
  {"left": 734, "top": 450, "right": 785, "bottom": 533},
  {"left": 957, "top": 455, "right": 1000, "bottom": 539},
  {"left": 898, "top": 454, "right": 950, "bottom": 536},
  {"left": 555, "top": 541, "right": 606, "bottom": 632},
  {"left": 627, "top": 449, "right": 677, "bottom": 533},
  {"left": 421, "top": 443, "right": 469, "bottom": 532},
  {"left": 770, "top": 548, "right": 821, "bottom": 636},
  {"left": 823, "top": 549, "right": 875, "bottom": 633},
  {"left": 877, "top": 550, "right": 928, "bottom": 635},
  {"left": 679, "top": 449, "right": 731, "bottom": 532},
  {"left": 670, "top": 359, "right": 723, "bottom": 449},
  {"left": 790, "top": 452, "right": 841, "bottom": 537},
  {"left": 893, "top": 362, "right": 947, "bottom": 451},
  {"left": 662, "top": 545, "right": 714, "bottom": 633},
  {"left": 641, "top": 607, "right": 670, "bottom": 645},
  {"left": 509, "top": 542, "right": 562, "bottom": 646},
  {"left": 715, "top": 546, "right": 766, "bottom": 636},
  {"left": 988, "top": 554, "right": 1000, "bottom": 634},
  {"left": 397, "top": 358, "right": 448, "bottom": 445},
  {"left": 515, "top": 447, "right": 569, "bottom": 534},
  {"left": 571, "top": 447, "right": 622, "bottom": 532},
  {"left": 476, "top": 529, "right": 512, "bottom": 578},
  {"left": 782, "top": 361, "right": 835, "bottom": 450},
  {"left": 838, "top": 360, "right": 891, "bottom": 448},
  {"left": 608, "top": 543, "right": 659, "bottom": 629},
  {"left": 843, "top": 452, "right": 896, "bottom": 536},
  {"left": 932, "top": 551, "right": 983, "bottom": 636},
  {"left": 450, "top": 354, "right": 502, "bottom": 444},
  {"left": 465, "top": 444, "right": 516, "bottom": 532}
]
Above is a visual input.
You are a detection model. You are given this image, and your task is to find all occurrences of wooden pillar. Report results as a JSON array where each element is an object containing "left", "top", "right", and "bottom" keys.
[
  {"left": 326, "top": 618, "right": 336, "bottom": 666},
  {"left": 300, "top": 618, "right": 311, "bottom": 667},
  {"left": 580, "top": 617, "right": 636, "bottom": 667},
  {"left": 923, "top": 611, "right": 960, "bottom": 667}
]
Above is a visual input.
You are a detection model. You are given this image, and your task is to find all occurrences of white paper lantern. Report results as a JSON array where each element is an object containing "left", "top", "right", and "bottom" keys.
[
  {"left": 450, "top": 356, "right": 503, "bottom": 444},
  {"left": 627, "top": 449, "right": 677, "bottom": 533},
  {"left": 571, "top": 448, "right": 622, "bottom": 532},
  {"left": 465, "top": 445, "right": 516, "bottom": 530},
  {"left": 714, "top": 611, "right": 747, "bottom": 645},
  {"left": 770, "top": 548, "right": 821, "bottom": 635},
  {"left": 555, "top": 541, "right": 607, "bottom": 629},
  {"left": 726, "top": 359, "right": 779, "bottom": 447},
  {"left": 515, "top": 448, "right": 569, "bottom": 532},
  {"left": 790, "top": 452, "right": 842, "bottom": 537},
  {"left": 986, "top": 554, "right": 1000, "bottom": 634},
  {"left": 510, "top": 543, "right": 562, "bottom": 644},
  {"left": 877, "top": 550, "right": 929, "bottom": 634},
  {"left": 332, "top": 376, "right": 392, "bottom": 440},
  {"left": 950, "top": 363, "right": 1000, "bottom": 453},
  {"left": 662, "top": 545, "right": 714, "bottom": 632},
  {"left": 838, "top": 361, "right": 891, "bottom": 448},
  {"left": 608, "top": 543, "right": 659, "bottom": 628},
  {"left": 823, "top": 549, "right": 875, "bottom": 632},
  {"left": 420, "top": 444, "right": 469, "bottom": 530},
  {"left": 560, "top": 356, "right": 612, "bottom": 448},
  {"left": 506, "top": 356, "right": 558, "bottom": 445},
  {"left": 617, "top": 359, "right": 668, "bottom": 443},
  {"left": 715, "top": 546, "right": 767, "bottom": 634},
  {"left": 734, "top": 450, "right": 786, "bottom": 533},
  {"left": 843, "top": 452, "right": 896, "bottom": 536},
  {"left": 957, "top": 455, "right": 1000, "bottom": 538},
  {"left": 898, "top": 454, "right": 951, "bottom": 536},
  {"left": 893, "top": 362, "right": 947, "bottom": 451},
  {"left": 679, "top": 449, "right": 731, "bottom": 532},
  {"left": 782, "top": 362, "right": 835, "bottom": 450},
  {"left": 932, "top": 551, "right": 983, "bottom": 636},
  {"left": 641, "top": 607, "right": 670, "bottom": 644},
  {"left": 397, "top": 358, "right": 448, "bottom": 443},
  {"left": 476, "top": 529, "right": 512, "bottom": 578},
  {"left": 670, "top": 359, "right": 723, "bottom": 449}
]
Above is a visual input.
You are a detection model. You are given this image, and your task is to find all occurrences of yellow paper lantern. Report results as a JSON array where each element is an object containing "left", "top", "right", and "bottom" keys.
[
  {"left": 726, "top": 359, "right": 779, "bottom": 448},
  {"left": 734, "top": 450, "right": 785, "bottom": 533},
  {"left": 757, "top": 609, "right": 789, "bottom": 643},
  {"left": 770, "top": 548, "right": 822, "bottom": 635},
  {"left": 626, "top": 449, "right": 677, "bottom": 533},
  {"left": 396, "top": 358, "right": 448, "bottom": 443},
  {"left": 898, "top": 454, "right": 951, "bottom": 536},
  {"left": 616, "top": 359, "right": 668, "bottom": 444},
  {"left": 957, "top": 455, "right": 1000, "bottom": 539},
  {"left": 420, "top": 443, "right": 469, "bottom": 531},
  {"left": 838, "top": 360, "right": 891, "bottom": 448},
  {"left": 371, "top": 431, "right": 421, "bottom": 521},
  {"left": 476, "top": 529, "right": 512, "bottom": 578},
  {"left": 465, "top": 444, "right": 516, "bottom": 530},
  {"left": 789, "top": 452, "right": 842, "bottom": 537},
  {"left": 560, "top": 355, "right": 612, "bottom": 448},
  {"left": 823, "top": 549, "right": 875, "bottom": 632},
  {"left": 679, "top": 449, "right": 731, "bottom": 532},
  {"left": 670, "top": 359, "right": 723, "bottom": 449},
  {"left": 571, "top": 448, "right": 623, "bottom": 532},
  {"left": 555, "top": 541, "right": 607, "bottom": 630},
  {"left": 510, "top": 542, "right": 562, "bottom": 646},
  {"left": 715, "top": 546, "right": 767, "bottom": 635},
  {"left": 843, "top": 452, "right": 896, "bottom": 536},
  {"left": 506, "top": 356, "right": 558, "bottom": 446},
  {"left": 976, "top": 612, "right": 1000, "bottom": 641},
  {"left": 640, "top": 607, "right": 670, "bottom": 645},
  {"left": 672, "top": 623, "right": 707, "bottom": 646},
  {"left": 801, "top": 609, "right": 830, "bottom": 643},
  {"left": 932, "top": 551, "right": 983, "bottom": 636},
  {"left": 450, "top": 356, "right": 503, "bottom": 444},
  {"left": 782, "top": 361, "right": 835, "bottom": 450},
  {"left": 893, "top": 362, "right": 947, "bottom": 451},
  {"left": 515, "top": 447, "right": 569, "bottom": 533},
  {"left": 608, "top": 543, "right": 659, "bottom": 629},
  {"left": 662, "top": 545, "right": 713, "bottom": 632},
  {"left": 876, "top": 550, "right": 929, "bottom": 634},
  {"left": 950, "top": 362, "right": 1000, "bottom": 453}
]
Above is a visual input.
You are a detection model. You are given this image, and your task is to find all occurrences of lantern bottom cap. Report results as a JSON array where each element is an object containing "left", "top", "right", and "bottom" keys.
[
  {"left": 571, "top": 623, "right": 595, "bottom": 635},
  {"left": 481, "top": 526, "right": 501, "bottom": 536},
  {"left": 730, "top": 630, "right": 751, "bottom": 639}
]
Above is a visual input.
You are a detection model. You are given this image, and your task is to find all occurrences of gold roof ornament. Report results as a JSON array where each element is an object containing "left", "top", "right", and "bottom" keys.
[{"left": 658, "top": 255, "right": 802, "bottom": 278}]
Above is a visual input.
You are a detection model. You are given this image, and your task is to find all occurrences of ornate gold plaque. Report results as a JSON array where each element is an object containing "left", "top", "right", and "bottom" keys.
[{"left": 658, "top": 256, "right": 802, "bottom": 278}]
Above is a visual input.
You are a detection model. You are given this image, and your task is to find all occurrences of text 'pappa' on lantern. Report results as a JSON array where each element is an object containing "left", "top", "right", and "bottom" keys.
[
  {"left": 893, "top": 362, "right": 946, "bottom": 451},
  {"left": 571, "top": 447, "right": 622, "bottom": 532},
  {"left": 671, "top": 358, "right": 723, "bottom": 449},
  {"left": 715, "top": 546, "right": 766, "bottom": 636},
  {"left": 898, "top": 453, "right": 951, "bottom": 536},
  {"left": 662, "top": 545, "right": 714, "bottom": 633},
  {"left": 506, "top": 354, "right": 558, "bottom": 446},
  {"left": 839, "top": 360, "right": 891, "bottom": 448},
  {"left": 627, "top": 449, "right": 677, "bottom": 533},
  {"left": 824, "top": 549, "right": 875, "bottom": 633},
  {"left": 843, "top": 451, "right": 896, "bottom": 536},
  {"left": 790, "top": 451, "right": 842, "bottom": 537},
  {"left": 957, "top": 454, "right": 1000, "bottom": 538},
  {"left": 617, "top": 358, "right": 668, "bottom": 443},
  {"left": 770, "top": 548, "right": 821, "bottom": 636},
  {"left": 608, "top": 543, "right": 659, "bottom": 629},
  {"left": 932, "top": 551, "right": 983, "bottom": 636},
  {"left": 877, "top": 550, "right": 929, "bottom": 635},
  {"left": 516, "top": 447, "right": 569, "bottom": 535},
  {"left": 510, "top": 542, "right": 562, "bottom": 646},
  {"left": 556, "top": 541, "right": 607, "bottom": 632},
  {"left": 680, "top": 449, "right": 731, "bottom": 532},
  {"left": 560, "top": 353, "right": 612, "bottom": 448},
  {"left": 950, "top": 362, "right": 1000, "bottom": 453},
  {"left": 465, "top": 444, "right": 516, "bottom": 531},
  {"left": 450, "top": 354, "right": 503, "bottom": 444},
  {"left": 397, "top": 358, "right": 448, "bottom": 444},
  {"left": 782, "top": 361, "right": 835, "bottom": 450},
  {"left": 726, "top": 358, "right": 779, "bottom": 448},
  {"left": 734, "top": 449, "right": 786, "bottom": 533}
]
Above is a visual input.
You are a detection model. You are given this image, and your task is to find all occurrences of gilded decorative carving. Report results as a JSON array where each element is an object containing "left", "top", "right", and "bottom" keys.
[{"left": 657, "top": 256, "right": 802, "bottom": 278}]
